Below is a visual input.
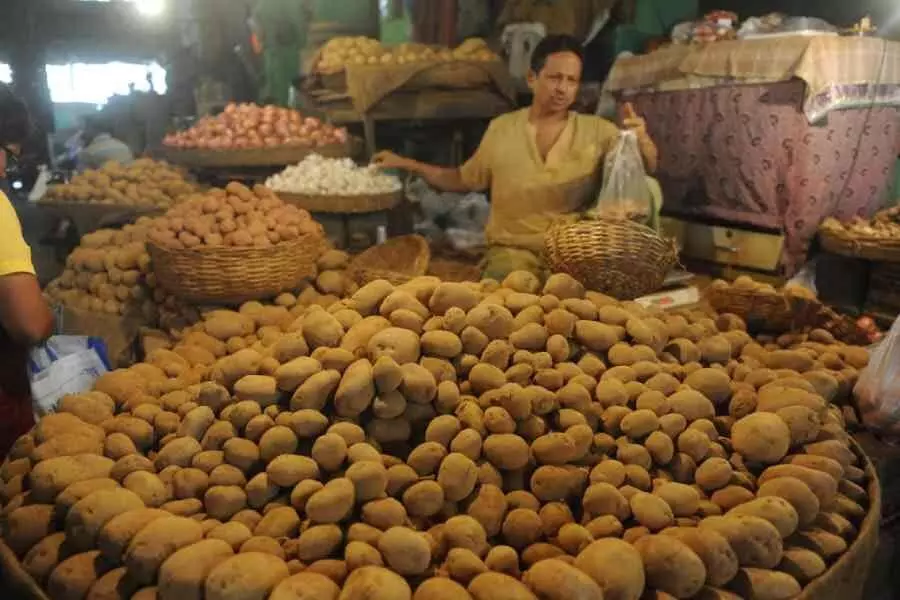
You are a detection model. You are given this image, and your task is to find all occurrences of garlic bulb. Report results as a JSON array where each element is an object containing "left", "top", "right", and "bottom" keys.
[{"left": 266, "top": 154, "right": 402, "bottom": 196}]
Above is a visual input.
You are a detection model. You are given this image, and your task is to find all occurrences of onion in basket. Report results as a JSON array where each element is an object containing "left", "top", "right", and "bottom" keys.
[{"left": 265, "top": 154, "right": 402, "bottom": 196}]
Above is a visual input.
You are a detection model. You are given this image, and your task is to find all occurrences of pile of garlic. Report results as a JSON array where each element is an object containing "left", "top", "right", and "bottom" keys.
[{"left": 266, "top": 154, "right": 402, "bottom": 196}]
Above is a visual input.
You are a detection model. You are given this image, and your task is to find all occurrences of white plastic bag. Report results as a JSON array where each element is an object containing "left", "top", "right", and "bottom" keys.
[
  {"left": 854, "top": 317, "right": 900, "bottom": 435},
  {"left": 587, "top": 130, "right": 652, "bottom": 221},
  {"left": 28, "top": 335, "right": 110, "bottom": 418}
]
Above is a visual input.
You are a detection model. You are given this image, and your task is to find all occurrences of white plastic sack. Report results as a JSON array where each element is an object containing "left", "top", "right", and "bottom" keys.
[
  {"left": 28, "top": 335, "right": 111, "bottom": 418},
  {"left": 855, "top": 317, "right": 900, "bottom": 435},
  {"left": 587, "top": 130, "right": 652, "bottom": 221},
  {"left": 501, "top": 23, "right": 547, "bottom": 82}
]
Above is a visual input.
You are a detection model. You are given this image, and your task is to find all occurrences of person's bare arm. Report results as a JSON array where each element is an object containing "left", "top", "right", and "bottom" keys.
[
  {"left": 0, "top": 273, "right": 54, "bottom": 346},
  {"left": 372, "top": 151, "right": 473, "bottom": 193}
]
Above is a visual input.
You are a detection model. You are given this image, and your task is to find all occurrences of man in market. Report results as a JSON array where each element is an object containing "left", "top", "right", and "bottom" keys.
[
  {"left": 374, "top": 34, "right": 660, "bottom": 282},
  {"left": 77, "top": 115, "right": 134, "bottom": 171},
  {"left": 0, "top": 85, "right": 54, "bottom": 455}
]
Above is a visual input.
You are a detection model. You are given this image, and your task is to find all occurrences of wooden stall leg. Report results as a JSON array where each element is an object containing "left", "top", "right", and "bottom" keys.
[{"left": 362, "top": 115, "right": 377, "bottom": 159}]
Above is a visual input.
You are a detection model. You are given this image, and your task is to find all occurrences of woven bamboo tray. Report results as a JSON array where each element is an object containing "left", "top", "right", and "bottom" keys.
[
  {"left": 37, "top": 200, "right": 164, "bottom": 234},
  {"left": 705, "top": 287, "right": 820, "bottom": 334},
  {"left": 347, "top": 235, "right": 430, "bottom": 285},
  {"left": 147, "top": 235, "right": 324, "bottom": 305},
  {"left": 544, "top": 218, "right": 678, "bottom": 300},
  {"left": 820, "top": 228, "right": 900, "bottom": 262},
  {"left": 159, "top": 141, "right": 356, "bottom": 168},
  {"left": 278, "top": 190, "right": 401, "bottom": 214}
]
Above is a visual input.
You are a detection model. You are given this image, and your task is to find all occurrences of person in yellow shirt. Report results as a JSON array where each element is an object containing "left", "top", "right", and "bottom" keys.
[
  {"left": 374, "top": 35, "right": 659, "bottom": 281},
  {"left": 0, "top": 85, "right": 54, "bottom": 454}
]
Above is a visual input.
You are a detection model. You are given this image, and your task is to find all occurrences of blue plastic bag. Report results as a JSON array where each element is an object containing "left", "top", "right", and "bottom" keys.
[{"left": 28, "top": 335, "right": 111, "bottom": 417}]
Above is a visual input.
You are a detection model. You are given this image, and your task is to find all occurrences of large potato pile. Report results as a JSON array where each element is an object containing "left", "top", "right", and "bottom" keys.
[
  {"left": 42, "top": 160, "right": 198, "bottom": 208},
  {"left": 45, "top": 224, "right": 155, "bottom": 318},
  {"left": 147, "top": 182, "right": 324, "bottom": 250},
  {"left": 316, "top": 37, "right": 498, "bottom": 73},
  {"left": 3, "top": 270, "right": 872, "bottom": 600}
]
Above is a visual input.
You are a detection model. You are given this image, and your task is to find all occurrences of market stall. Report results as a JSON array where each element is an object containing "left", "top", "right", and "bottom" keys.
[
  {"left": 299, "top": 39, "right": 518, "bottom": 157},
  {"left": 605, "top": 35, "right": 900, "bottom": 274}
]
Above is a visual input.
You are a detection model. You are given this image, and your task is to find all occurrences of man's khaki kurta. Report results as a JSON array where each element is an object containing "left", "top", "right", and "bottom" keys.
[{"left": 460, "top": 108, "right": 620, "bottom": 254}]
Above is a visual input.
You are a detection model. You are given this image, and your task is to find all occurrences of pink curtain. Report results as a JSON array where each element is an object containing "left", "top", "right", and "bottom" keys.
[{"left": 626, "top": 80, "right": 900, "bottom": 273}]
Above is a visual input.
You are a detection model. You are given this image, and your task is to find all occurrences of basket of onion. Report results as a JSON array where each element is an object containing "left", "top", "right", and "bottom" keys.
[
  {"left": 161, "top": 103, "right": 355, "bottom": 167},
  {"left": 145, "top": 182, "right": 327, "bottom": 304}
]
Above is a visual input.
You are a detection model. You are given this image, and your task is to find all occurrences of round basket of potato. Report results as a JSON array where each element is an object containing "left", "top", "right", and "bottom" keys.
[
  {"left": 0, "top": 270, "right": 878, "bottom": 600},
  {"left": 145, "top": 182, "right": 327, "bottom": 305}
]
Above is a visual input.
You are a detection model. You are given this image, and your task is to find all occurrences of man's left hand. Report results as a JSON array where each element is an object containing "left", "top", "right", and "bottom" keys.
[{"left": 621, "top": 102, "right": 658, "bottom": 172}]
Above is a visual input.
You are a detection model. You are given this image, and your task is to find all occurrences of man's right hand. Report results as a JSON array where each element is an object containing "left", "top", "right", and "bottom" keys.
[{"left": 372, "top": 150, "right": 411, "bottom": 171}]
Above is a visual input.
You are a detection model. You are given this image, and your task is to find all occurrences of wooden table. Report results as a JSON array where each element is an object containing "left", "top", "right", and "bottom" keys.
[{"left": 298, "top": 88, "right": 516, "bottom": 157}]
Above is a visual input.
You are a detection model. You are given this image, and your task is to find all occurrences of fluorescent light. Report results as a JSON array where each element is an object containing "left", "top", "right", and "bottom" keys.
[{"left": 135, "top": 0, "right": 165, "bottom": 17}]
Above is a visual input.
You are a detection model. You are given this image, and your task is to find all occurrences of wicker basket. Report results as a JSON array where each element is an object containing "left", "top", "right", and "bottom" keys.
[
  {"left": 147, "top": 235, "right": 324, "bottom": 304},
  {"left": 544, "top": 218, "right": 678, "bottom": 300},
  {"left": 705, "top": 287, "right": 820, "bottom": 334},
  {"left": 347, "top": 235, "right": 430, "bottom": 285},
  {"left": 820, "top": 228, "right": 900, "bottom": 262},
  {"left": 278, "top": 190, "right": 401, "bottom": 214},
  {"left": 797, "top": 437, "right": 881, "bottom": 600},
  {"left": 159, "top": 142, "right": 355, "bottom": 168}
]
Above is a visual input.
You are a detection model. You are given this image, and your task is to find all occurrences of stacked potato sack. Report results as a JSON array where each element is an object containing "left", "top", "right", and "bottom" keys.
[
  {"left": 45, "top": 222, "right": 156, "bottom": 319},
  {"left": 42, "top": 159, "right": 198, "bottom": 208},
  {"left": 146, "top": 182, "right": 323, "bottom": 250},
  {"left": 1, "top": 271, "right": 872, "bottom": 600}
]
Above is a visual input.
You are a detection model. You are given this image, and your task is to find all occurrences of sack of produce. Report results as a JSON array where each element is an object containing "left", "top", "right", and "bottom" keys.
[
  {"left": 854, "top": 316, "right": 900, "bottom": 434},
  {"left": 586, "top": 130, "right": 653, "bottom": 223},
  {"left": 28, "top": 335, "right": 111, "bottom": 417}
]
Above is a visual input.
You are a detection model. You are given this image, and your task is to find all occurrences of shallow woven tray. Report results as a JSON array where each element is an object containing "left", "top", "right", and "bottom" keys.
[
  {"left": 159, "top": 141, "right": 355, "bottom": 168},
  {"left": 820, "top": 228, "right": 900, "bottom": 262},
  {"left": 544, "top": 218, "right": 678, "bottom": 300},
  {"left": 148, "top": 235, "right": 324, "bottom": 305},
  {"left": 278, "top": 190, "right": 401, "bottom": 214},
  {"left": 705, "top": 287, "right": 820, "bottom": 334},
  {"left": 347, "top": 235, "right": 430, "bottom": 285}
]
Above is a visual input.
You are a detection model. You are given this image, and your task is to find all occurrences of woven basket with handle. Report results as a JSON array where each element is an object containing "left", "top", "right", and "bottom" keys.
[
  {"left": 148, "top": 235, "right": 325, "bottom": 305},
  {"left": 544, "top": 217, "right": 678, "bottom": 300},
  {"left": 347, "top": 235, "right": 431, "bottom": 286}
]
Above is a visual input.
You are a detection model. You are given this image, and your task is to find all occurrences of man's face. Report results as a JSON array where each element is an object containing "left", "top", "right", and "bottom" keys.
[{"left": 528, "top": 51, "right": 582, "bottom": 113}]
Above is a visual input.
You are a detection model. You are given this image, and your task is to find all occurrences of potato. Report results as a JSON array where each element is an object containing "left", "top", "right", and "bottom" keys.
[
  {"left": 777, "top": 547, "right": 826, "bottom": 584},
  {"left": 698, "top": 516, "right": 783, "bottom": 569},
  {"left": 377, "top": 527, "right": 431, "bottom": 576},
  {"left": 757, "top": 464, "right": 838, "bottom": 508},
  {"left": 158, "top": 539, "right": 234, "bottom": 600},
  {"left": 468, "top": 572, "right": 537, "bottom": 600},
  {"left": 340, "top": 566, "right": 412, "bottom": 600},
  {"left": 30, "top": 454, "right": 116, "bottom": 503},
  {"left": 306, "top": 478, "right": 355, "bottom": 523},
  {"left": 573, "top": 539, "right": 645, "bottom": 600},
  {"left": 483, "top": 434, "right": 530, "bottom": 470},
  {"left": 654, "top": 482, "right": 700, "bottom": 518},
  {"left": 266, "top": 454, "right": 320, "bottom": 487},
  {"left": 48, "top": 550, "right": 112, "bottom": 600},
  {"left": 413, "top": 578, "right": 472, "bottom": 600},
  {"left": 234, "top": 375, "right": 280, "bottom": 407},
  {"left": 727, "top": 497, "right": 798, "bottom": 539},
  {"left": 291, "top": 370, "right": 342, "bottom": 411},
  {"left": 668, "top": 391, "right": 715, "bottom": 422},
  {"left": 270, "top": 572, "right": 341, "bottom": 600},
  {"left": 660, "top": 527, "right": 738, "bottom": 587},
  {"left": 255, "top": 506, "right": 301, "bottom": 538},
  {"left": 438, "top": 453, "right": 478, "bottom": 502},
  {"left": 66, "top": 488, "right": 146, "bottom": 551},
  {"left": 630, "top": 492, "right": 674, "bottom": 531},
  {"left": 731, "top": 413, "right": 791, "bottom": 465},
  {"left": 204, "top": 552, "right": 290, "bottom": 600},
  {"left": 728, "top": 568, "right": 801, "bottom": 600},
  {"left": 346, "top": 461, "right": 388, "bottom": 502},
  {"left": 258, "top": 426, "right": 299, "bottom": 464},
  {"left": 206, "top": 521, "right": 253, "bottom": 552},
  {"left": 634, "top": 534, "right": 706, "bottom": 598},
  {"left": 522, "top": 558, "right": 604, "bottom": 600},
  {"left": 6, "top": 504, "right": 58, "bottom": 556},
  {"left": 124, "top": 516, "right": 204, "bottom": 585}
]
